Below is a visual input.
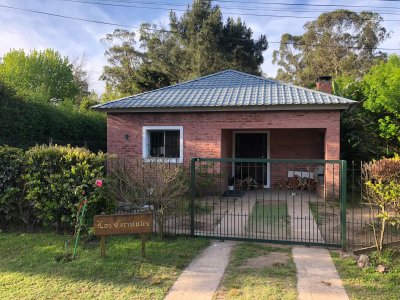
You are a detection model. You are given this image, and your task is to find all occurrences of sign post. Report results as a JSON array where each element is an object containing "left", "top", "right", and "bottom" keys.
[{"left": 93, "top": 213, "right": 153, "bottom": 257}]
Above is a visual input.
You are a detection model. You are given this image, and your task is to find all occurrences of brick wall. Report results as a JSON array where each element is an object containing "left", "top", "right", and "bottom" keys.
[
  {"left": 107, "top": 110, "right": 340, "bottom": 163},
  {"left": 108, "top": 110, "right": 341, "bottom": 198}
]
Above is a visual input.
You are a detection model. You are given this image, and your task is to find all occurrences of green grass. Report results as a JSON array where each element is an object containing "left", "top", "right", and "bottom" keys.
[
  {"left": 331, "top": 251, "right": 400, "bottom": 300},
  {"left": 215, "top": 243, "right": 297, "bottom": 299},
  {"left": 308, "top": 202, "right": 323, "bottom": 225},
  {"left": 249, "top": 203, "right": 289, "bottom": 233},
  {"left": 0, "top": 232, "right": 209, "bottom": 300}
]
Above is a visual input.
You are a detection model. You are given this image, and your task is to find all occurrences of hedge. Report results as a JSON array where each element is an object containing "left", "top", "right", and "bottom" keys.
[
  {"left": 0, "top": 145, "right": 114, "bottom": 232},
  {"left": 0, "top": 82, "right": 106, "bottom": 151}
]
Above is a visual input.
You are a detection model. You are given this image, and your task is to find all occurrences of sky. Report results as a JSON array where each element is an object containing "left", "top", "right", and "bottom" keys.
[{"left": 1, "top": 0, "right": 400, "bottom": 94}]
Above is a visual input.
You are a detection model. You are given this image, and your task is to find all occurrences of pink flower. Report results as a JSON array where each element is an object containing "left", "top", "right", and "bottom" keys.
[{"left": 95, "top": 179, "right": 103, "bottom": 188}]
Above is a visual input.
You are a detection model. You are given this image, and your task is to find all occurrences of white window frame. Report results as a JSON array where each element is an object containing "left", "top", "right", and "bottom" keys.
[{"left": 142, "top": 126, "right": 184, "bottom": 163}]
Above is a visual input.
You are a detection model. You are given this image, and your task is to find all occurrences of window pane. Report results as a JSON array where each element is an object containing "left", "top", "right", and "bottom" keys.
[
  {"left": 165, "top": 131, "right": 180, "bottom": 158},
  {"left": 149, "top": 131, "right": 164, "bottom": 157}
]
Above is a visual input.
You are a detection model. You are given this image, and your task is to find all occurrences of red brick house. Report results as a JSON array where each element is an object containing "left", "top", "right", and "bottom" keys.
[{"left": 94, "top": 70, "right": 354, "bottom": 190}]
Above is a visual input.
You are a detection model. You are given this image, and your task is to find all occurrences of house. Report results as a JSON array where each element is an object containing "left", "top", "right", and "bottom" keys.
[{"left": 93, "top": 70, "right": 355, "bottom": 194}]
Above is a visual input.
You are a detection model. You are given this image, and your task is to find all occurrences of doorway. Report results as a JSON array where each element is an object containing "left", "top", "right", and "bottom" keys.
[{"left": 233, "top": 131, "right": 270, "bottom": 188}]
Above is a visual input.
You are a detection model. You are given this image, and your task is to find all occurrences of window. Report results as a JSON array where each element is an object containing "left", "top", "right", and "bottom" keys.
[{"left": 142, "top": 126, "right": 183, "bottom": 163}]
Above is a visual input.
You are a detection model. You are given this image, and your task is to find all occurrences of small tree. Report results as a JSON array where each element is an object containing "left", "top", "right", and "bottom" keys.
[
  {"left": 362, "top": 156, "right": 400, "bottom": 252},
  {"left": 107, "top": 158, "right": 189, "bottom": 238}
]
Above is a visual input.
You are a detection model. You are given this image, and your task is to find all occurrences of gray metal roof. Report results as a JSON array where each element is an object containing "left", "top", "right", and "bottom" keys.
[{"left": 93, "top": 69, "right": 356, "bottom": 111}]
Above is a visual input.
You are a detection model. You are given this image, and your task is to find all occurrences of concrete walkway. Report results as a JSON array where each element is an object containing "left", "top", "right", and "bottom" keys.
[
  {"left": 286, "top": 191, "right": 325, "bottom": 243},
  {"left": 293, "top": 247, "right": 349, "bottom": 300},
  {"left": 164, "top": 241, "right": 235, "bottom": 300},
  {"left": 165, "top": 190, "right": 348, "bottom": 299},
  {"left": 287, "top": 192, "right": 348, "bottom": 299}
]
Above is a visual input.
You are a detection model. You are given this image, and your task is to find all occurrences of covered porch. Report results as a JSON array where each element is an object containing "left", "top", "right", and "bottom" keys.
[{"left": 220, "top": 129, "right": 330, "bottom": 194}]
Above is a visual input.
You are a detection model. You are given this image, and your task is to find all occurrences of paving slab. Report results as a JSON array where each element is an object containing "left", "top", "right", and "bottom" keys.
[
  {"left": 164, "top": 241, "right": 235, "bottom": 300},
  {"left": 293, "top": 246, "right": 349, "bottom": 300}
]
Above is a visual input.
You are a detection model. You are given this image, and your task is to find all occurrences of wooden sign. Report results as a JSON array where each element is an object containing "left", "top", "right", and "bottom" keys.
[
  {"left": 93, "top": 213, "right": 153, "bottom": 257},
  {"left": 93, "top": 213, "right": 153, "bottom": 236}
]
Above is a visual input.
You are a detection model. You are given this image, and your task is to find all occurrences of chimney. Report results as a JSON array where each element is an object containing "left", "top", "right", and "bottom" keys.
[{"left": 316, "top": 76, "right": 332, "bottom": 94}]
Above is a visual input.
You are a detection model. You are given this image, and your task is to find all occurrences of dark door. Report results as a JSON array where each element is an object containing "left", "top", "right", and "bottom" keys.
[{"left": 235, "top": 133, "right": 268, "bottom": 186}]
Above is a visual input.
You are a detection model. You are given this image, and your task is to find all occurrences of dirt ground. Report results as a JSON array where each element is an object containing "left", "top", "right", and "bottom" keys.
[
  {"left": 310, "top": 201, "right": 400, "bottom": 249},
  {"left": 240, "top": 252, "right": 289, "bottom": 269}
]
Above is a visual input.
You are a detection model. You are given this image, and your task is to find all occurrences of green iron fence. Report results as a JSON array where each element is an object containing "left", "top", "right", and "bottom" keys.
[
  {"left": 113, "top": 157, "right": 399, "bottom": 252},
  {"left": 345, "top": 161, "right": 400, "bottom": 251},
  {"left": 189, "top": 158, "right": 347, "bottom": 249}
]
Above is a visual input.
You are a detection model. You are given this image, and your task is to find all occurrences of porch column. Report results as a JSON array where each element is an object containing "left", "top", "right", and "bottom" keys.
[{"left": 324, "top": 127, "right": 340, "bottom": 200}]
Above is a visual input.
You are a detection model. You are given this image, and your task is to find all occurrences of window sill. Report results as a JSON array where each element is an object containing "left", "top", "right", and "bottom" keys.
[{"left": 143, "top": 157, "right": 183, "bottom": 164}]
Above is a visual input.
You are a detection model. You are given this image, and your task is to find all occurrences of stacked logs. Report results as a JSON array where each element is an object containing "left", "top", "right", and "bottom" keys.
[{"left": 274, "top": 176, "right": 317, "bottom": 191}]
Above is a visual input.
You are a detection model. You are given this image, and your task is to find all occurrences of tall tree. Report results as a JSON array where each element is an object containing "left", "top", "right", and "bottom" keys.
[
  {"left": 0, "top": 49, "right": 80, "bottom": 103},
  {"left": 100, "top": 29, "right": 144, "bottom": 95},
  {"left": 221, "top": 17, "right": 267, "bottom": 75},
  {"left": 272, "top": 10, "right": 389, "bottom": 87},
  {"left": 101, "top": 0, "right": 268, "bottom": 97},
  {"left": 71, "top": 55, "right": 90, "bottom": 103},
  {"left": 363, "top": 54, "right": 400, "bottom": 153},
  {"left": 141, "top": 0, "right": 268, "bottom": 79}
]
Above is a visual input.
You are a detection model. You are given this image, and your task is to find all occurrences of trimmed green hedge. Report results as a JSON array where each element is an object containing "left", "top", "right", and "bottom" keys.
[
  {"left": 0, "top": 147, "right": 25, "bottom": 227},
  {"left": 0, "top": 145, "right": 114, "bottom": 232},
  {"left": 0, "top": 82, "right": 106, "bottom": 151}
]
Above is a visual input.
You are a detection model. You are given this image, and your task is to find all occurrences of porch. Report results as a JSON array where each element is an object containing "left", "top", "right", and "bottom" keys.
[{"left": 219, "top": 129, "right": 339, "bottom": 199}]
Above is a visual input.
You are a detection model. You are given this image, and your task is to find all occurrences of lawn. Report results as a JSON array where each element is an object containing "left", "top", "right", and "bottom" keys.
[
  {"left": 331, "top": 251, "right": 400, "bottom": 300},
  {"left": 0, "top": 232, "right": 209, "bottom": 300},
  {"left": 214, "top": 243, "right": 297, "bottom": 300},
  {"left": 248, "top": 203, "right": 289, "bottom": 239}
]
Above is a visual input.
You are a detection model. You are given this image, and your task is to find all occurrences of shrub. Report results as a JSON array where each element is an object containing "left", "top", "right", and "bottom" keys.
[
  {"left": 22, "top": 145, "right": 113, "bottom": 232},
  {"left": 362, "top": 155, "right": 400, "bottom": 252},
  {"left": 107, "top": 158, "right": 188, "bottom": 238},
  {"left": 0, "top": 146, "right": 25, "bottom": 227}
]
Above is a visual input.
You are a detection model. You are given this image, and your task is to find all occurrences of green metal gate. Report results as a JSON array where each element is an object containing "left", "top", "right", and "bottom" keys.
[{"left": 190, "top": 158, "right": 347, "bottom": 249}]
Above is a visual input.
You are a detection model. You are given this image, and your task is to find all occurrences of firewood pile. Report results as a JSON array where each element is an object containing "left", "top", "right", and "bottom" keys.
[
  {"left": 234, "top": 177, "right": 263, "bottom": 190},
  {"left": 274, "top": 176, "right": 317, "bottom": 191}
]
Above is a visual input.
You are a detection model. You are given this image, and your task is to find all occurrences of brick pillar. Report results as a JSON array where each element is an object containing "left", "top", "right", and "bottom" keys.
[{"left": 324, "top": 127, "right": 340, "bottom": 200}]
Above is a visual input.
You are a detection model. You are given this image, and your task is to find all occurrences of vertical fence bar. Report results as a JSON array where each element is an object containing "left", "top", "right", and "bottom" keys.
[
  {"left": 190, "top": 158, "right": 196, "bottom": 237},
  {"left": 340, "top": 160, "right": 347, "bottom": 251}
]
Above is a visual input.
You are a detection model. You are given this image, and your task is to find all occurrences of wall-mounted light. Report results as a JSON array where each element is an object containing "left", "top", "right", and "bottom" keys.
[{"left": 124, "top": 134, "right": 130, "bottom": 141}]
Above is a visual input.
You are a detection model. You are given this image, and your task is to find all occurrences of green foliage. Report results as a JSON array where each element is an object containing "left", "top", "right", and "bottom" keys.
[
  {"left": 145, "top": 1, "right": 268, "bottom": 79},
  {"left": 22, "top": 145, "right": 112, "bottom": 231},
  {"left": 362, "top": 156, "right": 400, "bottom": 252},
  {"left": 100, "top": 29, "right": 144, "bottom": 95},
  {"left": 0, "top": 49, "right": 81, "bottom": 103},
  {"left": 363, "top": 55, "right": 400, "bottom": 150},
  {"left": 273, "top": 10, "right": 388, "bottom": 87},
  {"left": 333, "top": 75, "right": 389, "bottom": 161},
  {"left": 0, "top": 145, "right": 114, "bottom": 232},
  {"left": 0, "top": 82, "right": 106, "bottom": 151},
  {"left": 370, "top": 249, "right": 396, "bottom": 267},
  {"left": 331, "top": 251, "right": 400, "bottom": 299},
  {"left": 101, "top": 0, "right": 268, "bottom": 95},
  {"left": 100, "top": 83, "right": 128, "bottom": 102},
  {"left": 0, "top": 147, "right": 25, "bottom": 227}
]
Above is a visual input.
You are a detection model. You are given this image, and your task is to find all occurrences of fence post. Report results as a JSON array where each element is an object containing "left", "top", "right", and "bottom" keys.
[
  {"left": 190, "top": 158, "right": 196, "bottom": 237},
  {"left": 49, "top": 137, "right": 53, "bottom": 146},
  {"left": 340, "top": 160, "right": 347, "bottom": 251}
]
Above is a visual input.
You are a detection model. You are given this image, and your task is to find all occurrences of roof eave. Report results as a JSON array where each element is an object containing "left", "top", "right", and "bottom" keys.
[{"left": 92, "top": 103, "right": 354, "bottom": 113}]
